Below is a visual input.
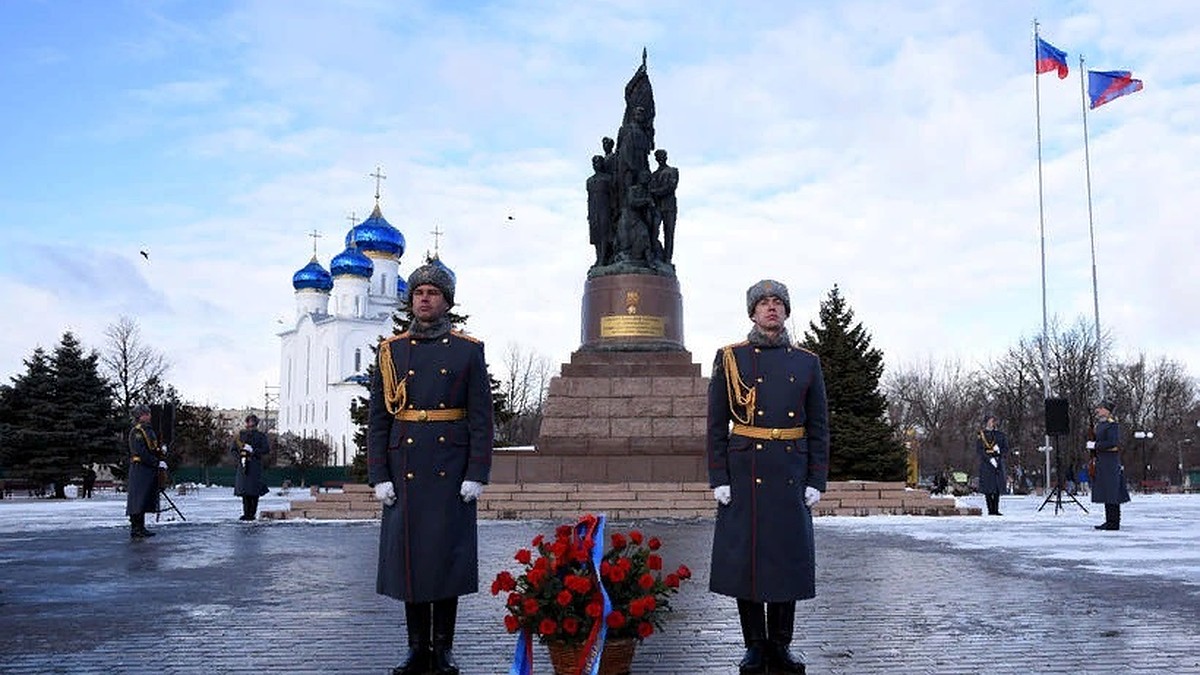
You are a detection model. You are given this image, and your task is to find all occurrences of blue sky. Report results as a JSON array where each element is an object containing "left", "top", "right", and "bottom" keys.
[{"left": 2, "top": 0, "right": 1197, "bottom": 408}]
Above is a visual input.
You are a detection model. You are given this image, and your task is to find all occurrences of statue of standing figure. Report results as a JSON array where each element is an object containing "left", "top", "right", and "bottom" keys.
[{"left": 586, "top": 50, "right": 679, "bottom": 276}]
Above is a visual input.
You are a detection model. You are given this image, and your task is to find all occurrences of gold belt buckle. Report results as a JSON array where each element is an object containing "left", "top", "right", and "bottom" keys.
[
  {"left": 770, "top": 428, "right": 781, "bottom": 440},
  {"left": 418, "top": 410, "right": 429, "bottom": 421}
]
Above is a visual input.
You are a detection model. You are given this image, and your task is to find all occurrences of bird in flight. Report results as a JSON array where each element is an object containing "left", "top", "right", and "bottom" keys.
[{"left": 139, "top": 250, "right": 150, "bottom": 260}]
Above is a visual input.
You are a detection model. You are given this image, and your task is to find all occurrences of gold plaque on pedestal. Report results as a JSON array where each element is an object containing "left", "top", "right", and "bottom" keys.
[{"left": 599, "top": 315, "right": 666, "bottom": 338}]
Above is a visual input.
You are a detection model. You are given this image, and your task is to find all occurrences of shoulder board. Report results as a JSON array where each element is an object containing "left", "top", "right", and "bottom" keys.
[
  {"left": 721, "top": 340, "right": 749, "bottom": 351},
  {"left": 1106, "top": 416, "right": 1116, "bottom": 422},
  {"left": 793, "top": 345, "right": 820, "bottom": 357},
  {"left": 381, "top": 332, "right": 410, "bottom": 345},
  {"left": 451, "top": 330, "right": 482, "bottom": 344}
]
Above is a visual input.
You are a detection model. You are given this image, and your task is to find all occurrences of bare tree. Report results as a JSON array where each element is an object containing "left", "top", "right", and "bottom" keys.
[
  {"left": 1108, "top": 354, "right": 1197, "bottom": 485},
  {"left": 497, "top": 343, "right": 552, "bottom": 446},
  {"left": 275, "top": 432, "right": 332, "bottom": 487},
  {"left": 100, "top": 316, "right": 169, "bottom": 418},
  {"left": 885, "top": 357, "right": 983, "bottom": 480}
]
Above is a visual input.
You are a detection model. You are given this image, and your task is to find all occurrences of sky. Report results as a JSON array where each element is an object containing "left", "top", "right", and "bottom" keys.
[
  {"left": 2, "top": 1, "right": 1198, "bottom": 409},
  {"left": 1, "top": 488, "right": 1197, "bottom": 590}
]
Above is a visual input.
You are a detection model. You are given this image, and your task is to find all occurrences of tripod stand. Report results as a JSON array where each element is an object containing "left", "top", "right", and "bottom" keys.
[
  {"left": 156, "top": 488, "right": 187, "bottom": 521},
  {"left": 1038, "top": 435, "right": 1089, "bottom": 514}
]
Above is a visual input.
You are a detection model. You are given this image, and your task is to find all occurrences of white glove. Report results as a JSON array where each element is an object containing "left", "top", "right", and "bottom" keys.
[
  {"left": 713, "top": 485, "right": 731, "bottom": 505},
  {"left": 992, "top": 444, "right": 1000, "bottom": 453},
  {"left": 804, "top": 486, "right": 821, "bottom": 508},
  {"left": 989, "top": 457, "right": 999, "bottom": 468},
  {"left": 1086, "top": 441, "right": 1096, "bottom": 450},
  {"left": 158, "top": 461, "right": 168, "bottom": 470},
  {"left": 373, "top": 481, "right": 396, "bottom": 506},
  {"left": 460, "top": 480, "right": 483, "bottom": 503},
  {"left": 243, "top": 444, "right": 253, "bottom": 453}
]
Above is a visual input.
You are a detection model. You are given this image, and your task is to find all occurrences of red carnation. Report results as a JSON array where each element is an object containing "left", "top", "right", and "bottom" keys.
[
  {"left": 676, "top": 564, "right": 692, "bottom": 580},
  {"left": 504, "top": 614, "right": 520, "bottom": 633},
  {"left": 629, "top": 597, "right": 647, "bottom": 618},
  {"left": 641, "top": 595, "right": 656, "bottom": 611},
  {"left": 647, "top": 554, "right": 662, "bottom": 570},
  {"left": 585, "top": 602, "right": 603, "bottom": 618},
  {"left": 522, "top": 598, "right": 540, "bottom": 616},
  {"left": 563, "top": 616, "right": 580, "bottom": 635},
  {"left": 531, "top": 534, "right": 544, "bottom": 547},
  {"left": 611, "top": 532, "right": 627, "bottom": 550},
  {"left": 514, "top": 549, "right": 532, "bottom": 565},
  {"left": 507, "top": 592, "right": 522, "bottom": 607},
  {"left": 606, "top": 610, "right": 626, "bottom": 629},
  {"left": 638, "top": 573, "right": 655, "bottom": 590},
  {"left": 637, "top": 621, "right": 654, "bottom": 639},
  {"left": 555, "top": 524, "right": 572, "bottom": 540},
  {"left": 556, "top": 590, "right": 573, "bottom": 607},
  {"left": 664, "top": 574, "right": 680, "bottom": 589},
  {"left": 538, "top": 618, "right": 557, "bottom": 636},
  {"left": 647, "top": 537, "right": 661, "bottom": 551},
  {"left": 527, "top": 568, "right": 546, "bottom": 588},
  {"left": 607, "top": 565, "right": 626, "bottom": 583},
  {"left": 617, "top": 557, "right": 632, "bottom": 572},
  {"left": 629, "top": 530, "right": 643, "bottom": 545}
]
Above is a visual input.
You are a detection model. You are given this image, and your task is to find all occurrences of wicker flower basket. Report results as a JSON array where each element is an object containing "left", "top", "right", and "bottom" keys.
[{"left": 547, "top": 637, "right": 637, "bottom": 675}]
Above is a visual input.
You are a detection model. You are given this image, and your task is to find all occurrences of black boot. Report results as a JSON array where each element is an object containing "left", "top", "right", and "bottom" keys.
[
  {"left": 240, "top": 496, "right": 254, "bottom": 521},
  {"left": 130, "top": 514, "right": 155, "bottom": 538},
  {"left": 736, "top": 599, "right": 767, "bottom": 674},
  {"left": 766, "top": 601, "right": 806, "bottom": 674},
  {"left": 431, "top": 597, "right": 459, "bottom": 675},
  {"left": 392, "top": 602, "right": 432, "bottom": 675},
  {"left": 1107, "top": 504, "right": 1121, "bottom": 531}
]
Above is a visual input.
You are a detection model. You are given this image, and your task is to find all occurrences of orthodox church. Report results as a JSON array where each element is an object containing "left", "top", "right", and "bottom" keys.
[{"left": 277, "top": 190, "right": 454, "bottom": 465}]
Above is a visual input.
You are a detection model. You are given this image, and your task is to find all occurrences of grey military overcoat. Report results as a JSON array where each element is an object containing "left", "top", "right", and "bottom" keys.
[
  {"left": 125, "top": 423, "right": 161, "bottom": 516},
  {"left": 231, "top": 429, "right": 270, "bottom": 497}
]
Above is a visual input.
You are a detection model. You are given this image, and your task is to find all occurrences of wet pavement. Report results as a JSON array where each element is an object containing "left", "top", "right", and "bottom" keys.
[{"left": 1, "top": 518, "right": 1197, "bottom": 674}]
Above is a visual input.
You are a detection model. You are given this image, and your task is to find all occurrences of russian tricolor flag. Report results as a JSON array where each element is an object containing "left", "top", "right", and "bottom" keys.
[
  {"left": 1088, "top": 70, "right": 1144, "bottom": 109},
  {"left": 1036, "top": 37, "right": 1069, "bottom": 79}
]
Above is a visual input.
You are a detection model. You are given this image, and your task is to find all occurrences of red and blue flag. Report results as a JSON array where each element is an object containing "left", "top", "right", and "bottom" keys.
[
  {"left": 1036, "top": 37, "right": 1069, "bottom": 79},
  {"left": 1088, "top": 70, "right": 1144, "bottom": 109}
]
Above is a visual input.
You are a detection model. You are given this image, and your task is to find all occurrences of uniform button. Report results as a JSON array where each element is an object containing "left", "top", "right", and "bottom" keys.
[
  {"left": 756, "top": 410, "right": 764, "bottom": 416},
  {"left": 756, "top": 376, "right": 763, "bottom": 383},
  {"left": 410, "top": 340, "right": 417, "bottom": 345},
  {"left": 755, "top": 443, "right": 763, "bottom": 450},
  {"left": 408, "top": 404, "right": 415, "bottom": 409},
  {"left": 787, "top": 478, "right": 795, "bottom": 485},
  {"left": 438, "top": 436, "right": 445, "bottom": 443},
  {"left": 785, "top": 445, "right": 793, "bottom": 453},
  {"left": 787, "top": 347, "right": 793, "bottom": 353},
  {"left": 440, "top": 368, "right": 447, "bottom": 375},
  {"left": 755, "top": 478, "right": 763, "bottom": 485},
  {"left": 405, "top": 472, "right": 414, "bottom": 480},
  {"left": 788, "top": 411, "right": 795, "bottom": 418},
  {"left": 408, "top": 369, "right": 415, "bottom": 376},
  {"left": 438, "top": 470, "right": 446, "bottom": 477},
  {"left": 442, "top": 338, "right": 450, "bottom": 344},
  {"left": 754, "top": 348, "right": 761, "bottom": 354},
  {"left": 406, "top": 438, "right": 414, "bottom": 445},
  {"left": 789, "top": 375, "right": 795, "bottom": 382},
  {"left": 438, "top": 403, "right": 446, "bottom": 408}
]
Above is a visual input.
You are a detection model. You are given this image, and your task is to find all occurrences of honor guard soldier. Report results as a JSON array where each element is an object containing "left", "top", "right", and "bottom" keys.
[
  {"left": 231, "top": 414, "right": 271, "bottom": 520},
  {"left": 708, "top": 279, "right": 830, "bottom": 675},
  {"left": 976, "top": 415, "right": 1009, "bottom": 515},
  {"left": 126, "top": 404, "right": 166, "bottom": 539},
  {"left": 368, "top": 262, "right": 494, "bottom": 675},
  {"left": 1088, "top": 400, "right": 1129, "bottom": 530}
]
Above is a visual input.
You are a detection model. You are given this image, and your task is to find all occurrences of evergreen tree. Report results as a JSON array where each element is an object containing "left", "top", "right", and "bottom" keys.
[
  {"left": 0, "top": 348, "right": 58, "bottom": 480},
  {"left": 174, "top": 402, "right": 225, "bottom": 484},
  {"left": 801, "top": 286, "right": 906, "bottom": 481},
  {"left": 49, "top": 332, "right": 121, "bottom": 497}
]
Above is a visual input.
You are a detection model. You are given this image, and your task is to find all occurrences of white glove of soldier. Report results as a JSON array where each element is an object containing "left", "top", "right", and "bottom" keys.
[
  {"left": 460, "top": 480, "right": 483, "bottom": 503},
  {"left": 1086, "top": 441, "right": 1096, "bottom": 450},
  {"left": 992, "top": 444, "right": 1000, "bottom": 453},
  {"left": 990, "top": 457, "right": 999, "bottom": 468},
  {"left": 243, "top": 444, "right": 253, "bottom": 453},
  {"left": 804, "top": 486, "right": 821, "bottom": 508},
  {"left": 158, "top": 461, "right": 168, "bottom": 470},
  {"left": 373, "top": 481, "right": 396, "bottom": 506},
  {"left": 713, "top": 485, "right": 731, "bottom": 505}
]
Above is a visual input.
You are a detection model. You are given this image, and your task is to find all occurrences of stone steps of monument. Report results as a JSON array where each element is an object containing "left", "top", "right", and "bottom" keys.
[{"left": 260, "top": 480, "right": 975, "bottom": 520}]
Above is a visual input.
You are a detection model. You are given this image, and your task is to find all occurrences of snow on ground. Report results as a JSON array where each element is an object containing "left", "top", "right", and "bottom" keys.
[{"left": 1, "top": 486, "right": 1196, "bottom": 587}]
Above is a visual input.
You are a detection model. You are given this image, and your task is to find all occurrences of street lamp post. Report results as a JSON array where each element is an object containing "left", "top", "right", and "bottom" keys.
[{"left": 1134, "top": 430, "right": 1154, "bottom": 491}]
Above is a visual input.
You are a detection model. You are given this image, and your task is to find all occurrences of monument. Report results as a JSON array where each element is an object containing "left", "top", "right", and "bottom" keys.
[{"left": 518, "top": 51, "right": 708, "bottom": 483}]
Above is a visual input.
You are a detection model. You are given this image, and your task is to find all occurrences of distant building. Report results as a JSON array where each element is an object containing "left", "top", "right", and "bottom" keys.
[{"left": 276, "top": 192, "right": 457, "bottom": 466}]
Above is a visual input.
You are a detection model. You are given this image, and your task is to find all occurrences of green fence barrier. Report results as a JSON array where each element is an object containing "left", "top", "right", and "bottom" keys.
[{"left": 170, "top": 466, "right": 358, "bottom": 488}]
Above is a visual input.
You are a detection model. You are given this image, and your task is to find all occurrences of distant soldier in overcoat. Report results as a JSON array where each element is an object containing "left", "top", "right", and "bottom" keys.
[
  {"left": 1088, "top": 400, "right": 1129, "bottom": 530},
  {"left": 975, "top": 415, "right": 1009, "bottom": 515},
  {"left": 368, "top": 262, "right": 494, "bottom": 675},
  {"left": 231, "top": 414, "right": 270, "bottom": 520},
  {"left": 125, "top": 404, "right": 165, "bottom": 539},
  {"left": 708, "top": 279, "right": 830, "bottom": 675}
]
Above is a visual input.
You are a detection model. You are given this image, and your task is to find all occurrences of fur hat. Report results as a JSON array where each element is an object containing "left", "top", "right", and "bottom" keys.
[
  {"left": 746, "top": 279, "right": 791, "bottom": 317},
  {"left": 1097, "top": 399, "right": 1116, "bottom": 413},
  {"left": 406, "top": 262, "right": 455, "bottom": 307},
  {"left": 245, "top": 413, "right": 259, "bottom": 426},
  {"left": 132, "top": 404, "right": 151, "bottom": 420}
]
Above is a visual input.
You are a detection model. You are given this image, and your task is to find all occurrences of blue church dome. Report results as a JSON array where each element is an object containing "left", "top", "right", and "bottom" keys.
[
  {"left": 346, "top": 204, "right": 405, "bottom": 258},
  {"left": 292, "top": 257, "right": 333, "bottom": 291},
  {"left": 396, "top": 274, "right": 409, "bottom": 300},
  {"left": 331, "top": 246, "right": 373, "bottom": 278}
]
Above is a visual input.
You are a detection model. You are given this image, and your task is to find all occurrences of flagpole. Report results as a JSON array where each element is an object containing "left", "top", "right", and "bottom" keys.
[
  {"left": 1078, "top": 55, "right": 1106, "bottom": 401},
  {"left": 1033, "top": 21, "right": 1053, "bottom": 491}
]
